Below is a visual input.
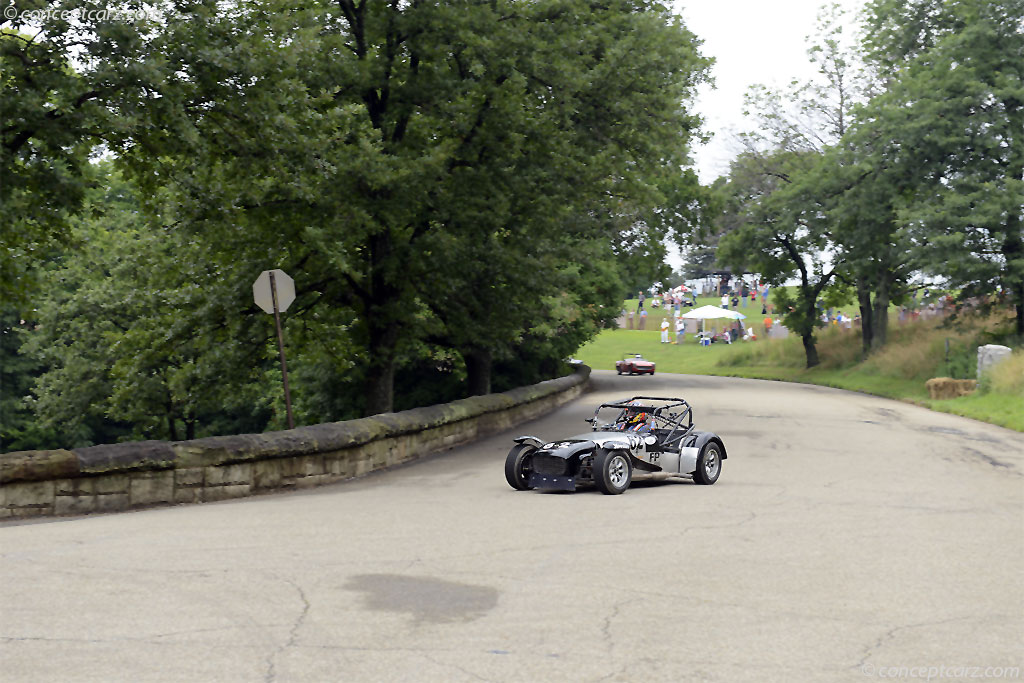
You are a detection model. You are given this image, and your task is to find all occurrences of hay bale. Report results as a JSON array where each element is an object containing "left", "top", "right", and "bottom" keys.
[{"left": 925, "top": 377, "right": 978, "bottom": 400}]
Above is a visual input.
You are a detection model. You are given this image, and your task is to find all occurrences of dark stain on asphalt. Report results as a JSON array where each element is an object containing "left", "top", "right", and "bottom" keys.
[
  {"left": 925, "top": 425, "right": 1001, "bottom": 444},
  {"left": 961, "top": 447, "right": 1014, "bottom": 470},
  {"left": 345, "top": 574, "right": 499, "bottom": 624},
  {"left": 874, "top": 407, "right": 900, "bottom": 421}
]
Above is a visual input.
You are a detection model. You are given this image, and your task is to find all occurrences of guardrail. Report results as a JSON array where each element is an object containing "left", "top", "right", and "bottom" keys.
[{"left": 1, "top": 365, "right": 590, "bottom": 519}]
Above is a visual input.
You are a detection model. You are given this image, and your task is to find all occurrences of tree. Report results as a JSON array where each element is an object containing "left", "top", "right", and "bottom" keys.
[
  {"left": 857, "top": 0, "right": 1024, "bottom": 335},
  {"left": 24, "top": 166, "right": 292, "bottom": 445},
  {"left": 705, "top": 5, "right": 866, "bottom": 367},
  {"left": 716, "top": 149, "right": 839, "bottom": 367},
  {"left": 1, "top": 2, "right": 160, "bottom": 306},
  {"left": 119, "top": 0, "right": 711, "bottom": 415},
  {"left": 822, "top": 139, "right": 919, "bottom": 354}
]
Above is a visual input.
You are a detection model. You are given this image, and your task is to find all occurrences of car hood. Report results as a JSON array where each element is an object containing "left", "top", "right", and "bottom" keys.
[{"left": 537, "top": 431, "right": 640, "bottom": 458}]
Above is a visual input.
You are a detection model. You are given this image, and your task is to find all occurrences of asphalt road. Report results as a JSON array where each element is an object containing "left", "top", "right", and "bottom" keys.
[{"left": 2, "top": 372, "right": 1022, "bottom": 683}]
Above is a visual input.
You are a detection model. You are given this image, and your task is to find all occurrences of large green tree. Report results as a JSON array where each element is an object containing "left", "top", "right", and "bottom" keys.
[
  {"left": 120, "top": 0, "right": 710, "bottom": 414},
  {"left": 1, "top": 1, "right": 159, "bottom": 306},
  {"left": 24, "top": 167, "right": 285, "bottom": 444},
  {"left": 858, "top": 0, "right": 1024, "bottom": 335},
  {"left": 4, "top": 0, "right": 711, "bottom": 450}
]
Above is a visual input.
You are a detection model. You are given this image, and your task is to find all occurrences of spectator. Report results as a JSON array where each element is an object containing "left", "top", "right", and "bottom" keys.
[
  {"left": 675, "top": 316, "right": 685, "bottom": 344},
  {"left": 639, "top": 308, "right": 647, "bottom": 329},
  {"left": 660, "top": 317, "right": 670, "bottom": 343},
  {"left": 721, "top": 293, "right": 729, "bottom": 309}
]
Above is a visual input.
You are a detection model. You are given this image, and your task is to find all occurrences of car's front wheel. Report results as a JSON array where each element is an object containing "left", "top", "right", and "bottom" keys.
[
  {"left": 693, "top": 441, "right": 722, "bottom": 485},
  {"left": 593, "top": 449, "right": 632, "bottom": 495},
  {"left": 505, "top": 444, "right": 537, "bottom": 490}
]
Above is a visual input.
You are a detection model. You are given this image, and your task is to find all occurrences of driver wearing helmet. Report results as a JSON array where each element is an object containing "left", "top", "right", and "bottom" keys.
[{"left": 617, "top": 407, "right": 652, "bottom": 432}]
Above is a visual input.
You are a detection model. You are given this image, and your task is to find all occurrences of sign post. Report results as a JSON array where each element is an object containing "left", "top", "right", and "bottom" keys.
[{"left": 253, "top": 269, "right": 296, "bottom": 429}]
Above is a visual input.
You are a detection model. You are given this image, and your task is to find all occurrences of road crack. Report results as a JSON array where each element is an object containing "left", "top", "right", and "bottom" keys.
[
  {"left": 264, "top": 578, "right": 311, "bottom": 683},
  {"left": 852, "top": 616, "right": 980, "bottom": 671}
]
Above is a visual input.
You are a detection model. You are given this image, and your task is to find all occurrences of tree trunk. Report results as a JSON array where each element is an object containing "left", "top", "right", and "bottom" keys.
[
  {"left": 464, "top": 347, "right": 492, "bottom": 396},
  {"left": 856, "top": 276, "right": 873, "bottom": 357},
  {"left": 1003, "top": 215, "right": 1024, "bottom": 337},
  {"left": 364, "top": 303, "right": 398, "bottom": 415},
  {"left": 365, "top": 355, "right": 395, "bottom": 415},
  {"left": 801, "top": 331, "right": 820, "bottom": 368},
  {"left": 1004, "top": 98, "right": 1023, "bottom": 337},
  {"left": 1016, "top": 294, "right": 1023, "bottom": 339},
  {"left": 871, "top": 275, "right": 890, "bottom": 350},
  {"left": 801, "top": 295, "right": 820, "bottom": 368},
  {"left": 362, "top": 232, "right": 401, "bottom": 416}
]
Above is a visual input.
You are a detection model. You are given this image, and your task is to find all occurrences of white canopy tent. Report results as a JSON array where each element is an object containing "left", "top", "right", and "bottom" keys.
[{"left": 680, "top": 305, "right": 746, "bottom": 338}]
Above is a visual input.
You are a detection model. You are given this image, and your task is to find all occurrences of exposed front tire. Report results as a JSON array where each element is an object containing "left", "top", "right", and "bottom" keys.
[
  {"left": 593, "top": 449, "right": 632, "bottom": 495},
  {"left": 505, "top": 444, "right": 536, "bottom": 490},
  {"left": 693, "top": 441, "right": 722, "bottom": 485}
]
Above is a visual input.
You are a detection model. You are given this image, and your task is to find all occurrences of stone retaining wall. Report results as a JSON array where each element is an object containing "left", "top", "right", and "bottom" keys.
[{"left": 0, "top": 366, "right": 590, "bottom": 519}]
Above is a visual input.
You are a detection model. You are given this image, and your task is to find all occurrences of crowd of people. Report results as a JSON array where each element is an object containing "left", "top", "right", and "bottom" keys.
[{"left": 622, "top": 278, "right": 969, "bottom": 347}]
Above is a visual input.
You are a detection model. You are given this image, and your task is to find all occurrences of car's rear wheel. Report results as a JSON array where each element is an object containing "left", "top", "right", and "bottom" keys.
[
  {"left": 693, "top": 441, "right": 722, "bottom": 485},
  {"left": 505, "top": 444, "right": 536, "bottom": 490},
  {"left": 593, "top": 449, "right": 632, "bottom": 495}
]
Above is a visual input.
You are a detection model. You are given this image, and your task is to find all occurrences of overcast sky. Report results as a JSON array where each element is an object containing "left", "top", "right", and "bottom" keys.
[{"left": 674, "top": 0, "right": 867, "bottom": 183}]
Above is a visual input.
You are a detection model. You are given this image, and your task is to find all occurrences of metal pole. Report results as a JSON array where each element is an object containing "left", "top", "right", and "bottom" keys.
[{"left": 269, "top": 271, "right": 295, "bottom": 429}]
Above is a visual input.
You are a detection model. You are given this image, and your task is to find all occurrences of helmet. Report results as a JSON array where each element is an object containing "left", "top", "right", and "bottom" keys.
[{"left": 622, "top": 409, "right": 650, "bottom": 432}]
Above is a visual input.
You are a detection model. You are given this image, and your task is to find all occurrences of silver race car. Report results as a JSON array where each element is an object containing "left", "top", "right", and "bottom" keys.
[{"left": 505, "top": 396, "right": 727, "bottom": 494}]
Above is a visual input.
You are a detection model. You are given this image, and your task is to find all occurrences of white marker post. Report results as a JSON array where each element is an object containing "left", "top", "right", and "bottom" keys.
[{"left": 252, "top": 269, "right": 296, "bottom": 429}]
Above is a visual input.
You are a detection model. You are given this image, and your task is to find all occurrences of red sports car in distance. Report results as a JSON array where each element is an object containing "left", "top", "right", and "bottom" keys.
[{"left": 616, "top": 354, "right": 655, "bottom": 375}]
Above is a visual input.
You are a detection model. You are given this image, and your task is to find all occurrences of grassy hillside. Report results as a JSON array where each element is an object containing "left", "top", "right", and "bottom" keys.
[{"left": 577, "top": 306, "right": 1024, "bottom": 431}]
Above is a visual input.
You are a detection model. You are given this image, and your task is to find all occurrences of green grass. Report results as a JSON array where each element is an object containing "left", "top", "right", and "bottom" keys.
[
  {"left": 927, "top": 393, "right": 1024, "bottom": 431},
  {"left": 578, "top": 307, "right": 1024, "bottom": 432}
]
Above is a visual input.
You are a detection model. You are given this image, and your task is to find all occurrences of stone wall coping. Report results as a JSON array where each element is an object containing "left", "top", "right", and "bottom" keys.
[{"left": 0, "top": 366, "right": 590, "bottom": 485}]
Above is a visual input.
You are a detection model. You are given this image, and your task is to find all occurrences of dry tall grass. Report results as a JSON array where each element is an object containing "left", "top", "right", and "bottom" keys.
[
  {"left": 718, "top": 311, "right": 1016, "bottom": 382},
  {"left": 985, "top": 351, "right": 1024, "bottom": 397},
  {"left": 859, "top": 318, "right": 979, "bottom": 380}
]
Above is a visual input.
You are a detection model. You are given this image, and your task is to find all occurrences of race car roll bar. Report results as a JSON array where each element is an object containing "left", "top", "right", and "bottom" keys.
[{"left": 590, "top": 396, "right": 694, "bottom": 448}]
